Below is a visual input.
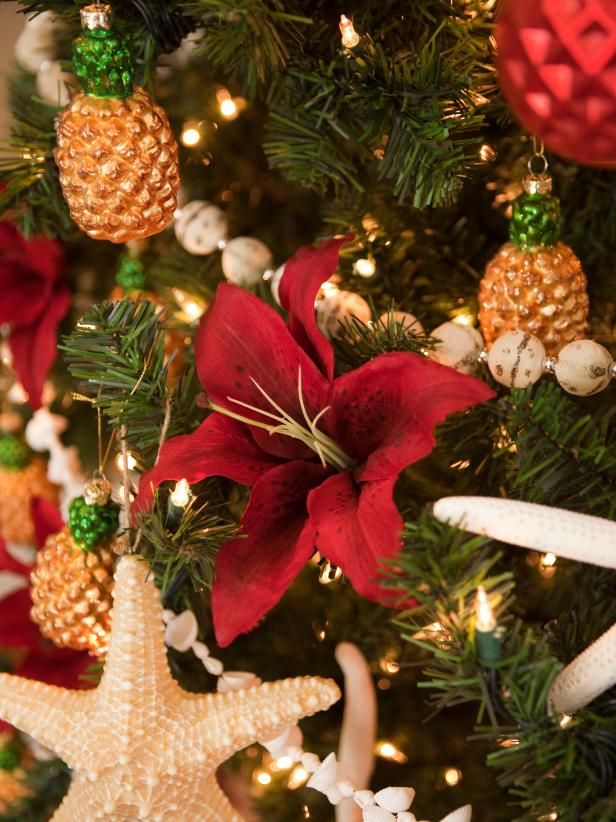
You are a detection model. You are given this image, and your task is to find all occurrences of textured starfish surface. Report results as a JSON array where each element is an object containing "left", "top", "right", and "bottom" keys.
[{"left": 0, "top": 555, "right": 340, "bottom": 821}]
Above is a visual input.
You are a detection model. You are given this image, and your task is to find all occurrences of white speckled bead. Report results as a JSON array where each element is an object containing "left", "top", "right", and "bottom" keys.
[
  {"left": 222, "top": 236, "right": 273, "bottom": 285},
  {"left": 174, "top": 201, "right": 228, "bottom": 255},
  {"left": 431, "top": 322, "right": 484, "bottom": 375},
  {"left": 317, "top": 291, "right": 372, "bottom": 339},
  {"left": 378, "top": 311, "right": 424, "bottom": 334},
  {"left": 487, "top": 330, "right": 545, "bottom": 388},
  {"left": 36, "top": 59, "right": 73, "bottom": 106},
  {"left": 553, "top": 340, "right": 613, "bottom": 396}
]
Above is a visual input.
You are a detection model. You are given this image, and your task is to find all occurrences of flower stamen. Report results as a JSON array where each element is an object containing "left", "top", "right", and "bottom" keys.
[{"left": 208, "top": 371, "right": 355, "bottom": 473}]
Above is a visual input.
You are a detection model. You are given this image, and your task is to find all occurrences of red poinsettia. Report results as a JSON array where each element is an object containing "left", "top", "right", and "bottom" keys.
[
  {"left": 136, "top": 237, "right": 494, "bottom": 646},
  {"left": 0, "top": 499, "right": 89, "bottom": 696},
  {"left": 0, "top": 222, "right": 70, "bottom": 409}
]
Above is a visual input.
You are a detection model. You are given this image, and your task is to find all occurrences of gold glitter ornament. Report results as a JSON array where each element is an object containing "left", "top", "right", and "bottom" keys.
[
  {"left": 478, "top": 173, "right": 589, "bottom": 356},
  {"left": 0, "top": 458, "right": 59, "bottom": 544},
  {"left": 54, "top": 5, "right": 179, "bottom": 243},
  {"left": 30, "top": 526, "right": 115, "bottom": 657},
  {"left": 0, "top": 555, "right": 340, "bottom": 822}
]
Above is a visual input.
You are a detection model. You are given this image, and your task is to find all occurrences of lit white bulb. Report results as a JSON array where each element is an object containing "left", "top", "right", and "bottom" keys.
[
  {"left": 475, "top": 585, "right": 496, "bottom": 633},
  {"left": 170, "top": 478, "right": 192, "bottom": 508}
]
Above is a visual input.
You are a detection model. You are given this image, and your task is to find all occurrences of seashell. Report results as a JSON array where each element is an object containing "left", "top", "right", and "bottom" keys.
[
  {"left": 163, "top": 610, "right": 198, "bottom": 652},
  {"left": 374, "top": 786, "right": 415, "bottom": 812}
]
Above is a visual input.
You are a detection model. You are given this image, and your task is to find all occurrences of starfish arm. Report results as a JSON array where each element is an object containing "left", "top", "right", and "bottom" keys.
[
  {"left": 184, "top": 676, "right": 340, "bottom": 765},
  {"left": 0, "top": 674, "right": 92, "bottom": 765}
]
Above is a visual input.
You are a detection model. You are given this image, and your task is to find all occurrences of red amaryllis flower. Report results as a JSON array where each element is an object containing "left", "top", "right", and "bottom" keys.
[
  {"left": 0, "top": 499, "right": 89, "bottom": 697},
  {"left": 0, "top": 222, "right": 70, "bottom": 408},
  {"left": 136, "top": 237, "right": 494, "bottom": 646}
]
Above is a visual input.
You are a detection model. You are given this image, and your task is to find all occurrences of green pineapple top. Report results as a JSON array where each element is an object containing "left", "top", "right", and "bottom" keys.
[
  {"left": 72, "top": 5, "right": 134, "bottom": 98},
  {"left": 0, "top": 434, "right": 32, "bottom": 471},
  {"left": 68, "top": 494, "right": 120, "bottom": 551},
  {"left": 509, "top": 186, "right": 561, "bottom": 250}
]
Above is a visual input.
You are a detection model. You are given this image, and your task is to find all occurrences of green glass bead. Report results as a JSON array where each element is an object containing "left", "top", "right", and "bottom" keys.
[
  {"left": 116, "top": 253, "right": 147, "bottom": 290},
  {"left": 73, "top": 27, "right": 134, "bottom": 98},
  {"left": 0, "top": 435, "right": 32, "bottom": 471},
  {"left": 509, "top": 191, "right": 560, "bottom": 250},
  {"left": 68, "top": 495, "right": 120, "bottom": 551}
]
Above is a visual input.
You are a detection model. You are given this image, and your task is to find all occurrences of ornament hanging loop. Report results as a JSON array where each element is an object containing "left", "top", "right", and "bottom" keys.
[{"left": 525, "top": 136, "right": 551, "bottom": 194}]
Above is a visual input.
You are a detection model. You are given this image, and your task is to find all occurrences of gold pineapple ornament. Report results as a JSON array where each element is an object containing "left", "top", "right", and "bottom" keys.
[
  {"left": 0, "top": 433, "right": 58, "bottom": 544},
  {"left": 55, "top": 4, "right": 180, "bottom": 243},
  {"left": 30, "top": 478, "right": 119, "bottom": 656},
  {"left": 478, "top": 172, "right": 589, "bottom": 356}
]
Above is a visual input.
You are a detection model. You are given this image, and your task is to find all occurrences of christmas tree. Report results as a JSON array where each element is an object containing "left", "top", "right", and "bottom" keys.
[{"left": 0, "top": 1, "right": 614, "bottom": 820}]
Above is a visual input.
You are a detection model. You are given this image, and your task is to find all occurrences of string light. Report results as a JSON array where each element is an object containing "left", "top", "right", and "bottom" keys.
[
  {"left": 169, "top": 478, "right": 192, "bottom": 508},
  {"left": 475, "top": 585, "right": 501, "bottom": 662},
  {"left": 539, "top": 551, "right": 558, "bottom": 579},
  {"left": 354, "top": 257, "right": 377, "bottom": 278},
  {"left": 339, "top": 14, "right": 360, "bottom": 48},
  {"left": 379, "top": 652, "right": 400, "bottom": 675},
  {"left": 318, "top": 561, "right": 343, "bottom": 584},
  {"left": 452, "top": 311, "right": 475, "bottom": 327},
  {"left": 559, "top": 714, "right": 572, "bottom": 729},
  {"left": 475, "top": 585, "right": 496, "bottom": 633},
  {"left": 479, "top": 143, "right": 496, "bottom": 161},
  {"left": 443, "top": 767, "right": 462, "bottom": 787},
  {"left": 180, "top": 123, "right": 201, "bottom": 146},
  {"left": 541, "top": 552, "right": 557, "bottom": 567},
  {"left": 115, "top": 452, "right": 137, "bottom": 471},
  {"left": 498, "top": 737, "right": 520, "bottom": 748},
  {"left": 171, "top": 288, "right": 205, "bottom": 323},
  {"left": 255, "top": 770, "right": 271, "bottom": 786},
  {"left": 287, "top": 765, "right": 309, "bottom": 789},
  {"left": 275, "top": 755, "right": 293, "bottom": 770},
  {"left": 375, "top": 740, "right": 408, "bottom": 764}
]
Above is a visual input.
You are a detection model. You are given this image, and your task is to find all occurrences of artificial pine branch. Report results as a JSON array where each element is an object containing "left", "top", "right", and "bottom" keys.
[{"left": 61, "top": 298, "right": 200, "bottom": 465}]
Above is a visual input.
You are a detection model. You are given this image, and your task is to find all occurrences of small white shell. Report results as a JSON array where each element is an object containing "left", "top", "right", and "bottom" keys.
[
  {"left": 352, "top": 790, "right": 375, "bottom": 809},
  {"left": 397, "top": 814, "right": 417, "bottom": 822},
  {"left": 221, "top": 236, "right": 273, "bottom": 285},
  {"left": 15, "top": 12, "right": 58, "bottom": 74},
  {"left": 0, "top": 571, "right": 29, "bottom": 601},
  {"left": 203, "top": 656, "right": 224, "bottom": 676},
  {"left": 439, "top": 805, "right": 472, "bottom": 822},
  {"left": 374, "top": 786, "right": 415, "bottom": 813},
  {"left": 362, "top": 806, "right": 395, "bottom": 822},
  {"left": 487, "top": 330, "right": 545, "bottom": 388},
  {"left": 317, "top": 291, "right": 371, "bottom": 339},
  {"left": 554, "top": 340, "right": 613, "bottom": 396},
  {"left": 163, "top": 610, "right": 198, "bottom": 652},
  {"left": 430, "top": 322, "right": 484, "bottom": 375},
  {"left": 307, "top": 751, "right": 339, "bottom": 793},
  {"left": 174, "top": 201, "right": 228, "bottom": 255},
  {"left": 261, "top": 724, "right": 303, "bottom": 757},
  {"left": 217, "top": 671, "right": 261, "bottom": 693},
  {"left": 191, "top": 640, "right": 210, "bottom": 660}
]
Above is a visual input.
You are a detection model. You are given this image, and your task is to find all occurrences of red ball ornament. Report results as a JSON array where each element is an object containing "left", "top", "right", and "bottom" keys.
[{"left": 496, "top": 0, "right": 616, "bottom": 167}]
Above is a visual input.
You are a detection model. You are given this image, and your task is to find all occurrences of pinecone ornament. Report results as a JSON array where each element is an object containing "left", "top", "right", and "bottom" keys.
[
  {"left": 54, "top": 5, "right": 179, "bottom": 243},
  {"left": 478, "top": 174, "right": 589, "bottom": 356},
  {"left": 0, "top": 435, "right": 59, "bottom": 544},
  {"left": 30, "top": 479, "right": 119, "bottom": 656}
]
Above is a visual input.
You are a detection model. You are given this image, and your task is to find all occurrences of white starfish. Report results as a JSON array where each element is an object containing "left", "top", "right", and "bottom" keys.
[{"left": 0, "top": 555, "right": 340, "bottom": 821}]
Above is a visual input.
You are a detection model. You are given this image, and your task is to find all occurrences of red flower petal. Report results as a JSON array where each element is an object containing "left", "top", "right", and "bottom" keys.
[
  {"left": 308, "top": 473, "right": 405, "bottom": 603},
  {"left": 278, "top": 236, "right": 352, "bottom": 380},
  {"left": 195, "top": 284, "right": 330, "bottom": 460},
  {"left": 8, "top": 283, "right": 71, "bottom": 409},
  {"left": 14, "top": 647, "right": 90, "bottom": 689},
  {"left": 134, "top": 413, "right": 283, "bottom": 515},
  {"left": 31, "top": 497, "right": 64, "bottom": 548},
  {"left": 212, "top": 461, "right": 329, "bottom": 646},
  {"left": 326, "top": 352, "right": 495, "bottom": 482},
  {"left": 0, "top": 589, "right": 41, "bottom": 651}
]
